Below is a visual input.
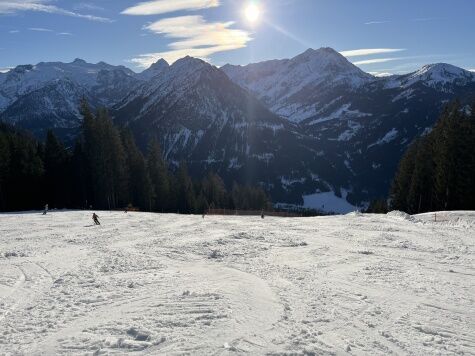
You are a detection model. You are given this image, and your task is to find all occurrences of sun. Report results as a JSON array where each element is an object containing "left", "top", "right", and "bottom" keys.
[{"left": 245, "top": 3, "right": 261, "bottom": 24}]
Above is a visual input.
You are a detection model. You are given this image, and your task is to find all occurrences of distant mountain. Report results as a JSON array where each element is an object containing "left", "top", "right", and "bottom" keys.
[
  {"left": 1, "top": 49, "right": 474, "bottom": 212},
  {"left": 135, "top": 58, "right": 169, "bottom": 81},
  {"left": 113, "top": 57, "right": 327, "bottom": 204},
  {"left": 222, "top": 49, "right": 475, "bottom": 208},
  {"left": 222, "top": 48, "right": 373, "bottom": 123},
  {"left": 0, "top": 59, "right": 141, "bottom": 138}
]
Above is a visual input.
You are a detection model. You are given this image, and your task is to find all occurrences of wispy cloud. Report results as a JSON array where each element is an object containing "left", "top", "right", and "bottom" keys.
[
  {"left": 29, "top": 27, "right": 53, "bottom": 32},
  {"left": 340, "top": 48, "right": 406, "bottom": 58},
  {"left": 353, "top": 57, "right": 404, "bottom": 65},
  {"left": 0, "top": 67, "right": 12, "bottom": 73},
  {"left": 132, "top": 15, "right": 251, "bottom": 67},
  {"left": 0, "top": 0, "right": 112, "bottom": 22},
  {"left": 364, "top": 21, "right": 391, "bottom": 25},
  {"left": 9, "top": 30, "right": 20, "bottom": 34},
  {"left": 57, "top": 32, "right": 73, "bottom": 36},
  {"left": 122, "top": 0, "right": 220, "bottom": 16}
]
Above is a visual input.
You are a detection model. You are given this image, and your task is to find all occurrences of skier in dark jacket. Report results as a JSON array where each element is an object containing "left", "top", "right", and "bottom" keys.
[{"left": 92, "top": 213, "right": 101, "bottom": 225}]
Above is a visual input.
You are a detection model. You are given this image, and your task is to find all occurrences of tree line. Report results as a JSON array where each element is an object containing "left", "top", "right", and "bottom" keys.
[
  {"left": 368, "top": 101, "right": 475, "bottom": 214},
  {"left": 0, "top": 101, "right": 270, "bottom": 213}
]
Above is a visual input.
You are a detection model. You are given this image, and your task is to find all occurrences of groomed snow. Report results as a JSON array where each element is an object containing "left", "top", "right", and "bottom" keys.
[{"left": 0, "top": 211, "right": 474, "bottom": 355}]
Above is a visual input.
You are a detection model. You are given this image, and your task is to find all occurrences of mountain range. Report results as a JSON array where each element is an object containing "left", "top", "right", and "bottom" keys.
[{"left": 1, "top": 48, "right": 474, "bottom": 212}]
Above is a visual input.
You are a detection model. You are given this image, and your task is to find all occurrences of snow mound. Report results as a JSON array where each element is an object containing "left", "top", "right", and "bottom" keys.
[{"left": 386, "top": 210, "right": 417, "bottom": 222}]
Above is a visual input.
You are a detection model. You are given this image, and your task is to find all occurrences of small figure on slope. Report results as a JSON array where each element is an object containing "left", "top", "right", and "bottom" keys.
[
  {"left": 43, "top": 204, "right": 49, "bottom": 215},
  {"left": 92, "top": 213, "right": 101, "bottom": 225}
]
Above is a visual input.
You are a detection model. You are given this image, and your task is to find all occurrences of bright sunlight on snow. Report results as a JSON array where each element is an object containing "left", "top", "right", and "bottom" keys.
[{"left": 0, "top": 211, "right": 474, "bottom": 354}]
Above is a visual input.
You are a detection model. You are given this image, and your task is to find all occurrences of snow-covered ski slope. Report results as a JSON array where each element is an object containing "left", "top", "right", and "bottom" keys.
[{"left": 0, "top": 210, "right": 473, "bottom": 355}]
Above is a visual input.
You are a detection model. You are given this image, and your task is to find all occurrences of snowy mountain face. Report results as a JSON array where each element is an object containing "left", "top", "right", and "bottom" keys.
[
  {"left": 222, "top": 50, "right": 475, "bottom": 207},
  {"left": 0, "top": 59, "right": 142, "bottom": 137},
  {"left": 222, "top": 48, "right": 373, "bottom": 123},
  {"left": 1, "top": 49, "right": 475, "bottom": 209},
  {"left": 135, "top": 59, "right": 169, "bottom": 81},
  {"left": 114, "top": 58, "right": 326, "bottom": 204}
]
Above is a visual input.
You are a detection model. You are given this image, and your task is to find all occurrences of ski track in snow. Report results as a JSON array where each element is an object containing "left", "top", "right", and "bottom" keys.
[{"left": 0, "top": 211, "right": 474, "bottom": 355}]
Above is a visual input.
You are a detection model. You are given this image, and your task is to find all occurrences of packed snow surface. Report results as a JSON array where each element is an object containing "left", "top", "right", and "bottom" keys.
[{"left": 0, "top": 211, "right": 474, "bottom": 355}]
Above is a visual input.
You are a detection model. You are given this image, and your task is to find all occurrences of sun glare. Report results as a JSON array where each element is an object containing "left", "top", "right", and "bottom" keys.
[{"left": 245, "top": 3, "right": 260, "bottom": 24}]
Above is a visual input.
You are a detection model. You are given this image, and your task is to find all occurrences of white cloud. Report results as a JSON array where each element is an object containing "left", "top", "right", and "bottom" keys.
[
  {"left": 29, "top": 27, "right": 53, "bottom": 32},
  {"left": 368, "top": 71, "right": 394, "bottom": 77},
  {"left": 469, "top": 69, "right": 475, "bottom": 73},
  {"left": 122, "top": 0, "right": 219, "bottom": 16},
  {"left": 353, "top": 57, "right": 403, "bottom": 65},
  {"left": 364, "top": 21, "right": 391, "bottom": 25},
  {"left": 0, "top": 67, "right": 12, "bottom": 73},
  {"left": 340, "top": 48, "right": 406, "bottom": 57},
  {"left": 0, "top": 0, "right": 112, "bottom": 22},
  {"left": 132, "top": 15, "right": 251, "bottom": 67},
  {"left": 57, "top": 32, "right": 72, "bottom": 36},
  {"left": 9, "top": 30, "right": 20, "bottom": 33}
]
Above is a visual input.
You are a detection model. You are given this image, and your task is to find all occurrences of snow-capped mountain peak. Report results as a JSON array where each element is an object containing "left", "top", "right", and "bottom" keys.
[
  {"left": 137, "top": 58, "right": 169, "bottom": 81},
  {"left": 222, "top": 47, "right": 372, "bottom": 123},
  {"left": 0, "top": 59, "right": 141, "bottom": 123},
  {"left": 73, "top": 58, "right": 87, "bottom": 64},
  {"left": 411, "top": 63, "right": 474, "bottom": 83},
  {"left": 385, "top": 63, "right": 475, "bottom": 90}
]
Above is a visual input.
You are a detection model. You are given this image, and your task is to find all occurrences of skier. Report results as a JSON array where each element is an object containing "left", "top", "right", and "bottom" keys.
[
  {"left": 43, "top": 204, "right": 49, "bottom": 215},
  {"left": 261, "top": 209, "right": 265, "bottom": 219},
  {"left": 92, "top": 213, "right": 101, "bottom": 225}
]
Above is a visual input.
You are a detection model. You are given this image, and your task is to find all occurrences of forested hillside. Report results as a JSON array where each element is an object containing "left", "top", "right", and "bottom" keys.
[
  {"left": 389, "top": 102, "right": 475, "bottom": 213},
  {"left": 0, "top": 101, "right": 269, "bottom": 213}
]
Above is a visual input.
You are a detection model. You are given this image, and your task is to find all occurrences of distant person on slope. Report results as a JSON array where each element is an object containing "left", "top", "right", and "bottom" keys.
[
  {"left": 92, "top": 213, "right": 101, "bottom": 225},
  {"left": 43, "top": 204, "right": 48, "bottom": 215}
]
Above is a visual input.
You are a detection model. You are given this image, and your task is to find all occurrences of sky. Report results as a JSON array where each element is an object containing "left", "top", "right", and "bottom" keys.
[{"left": 0, "top": 0, "right": 474, "bottom": 75}]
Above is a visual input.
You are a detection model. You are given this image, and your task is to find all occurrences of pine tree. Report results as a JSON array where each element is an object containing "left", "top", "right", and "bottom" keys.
[
  {"left": 0, "top": 131, "right": 11, "bottom": 210},
  {"left": 390, "top": 140, "right": 419, "bottom": 211},
  {"left": 121, "top": 129, "right": 152, "bottom": 211},
  {"left": 71, "top": 141, "right": 89, "bottom": 208},
  {"left": 44, "top": 130, "right": 71, "bottom": 208},
  {"left": 390, "top": 101, "right": 475, "bottom": 213},
  {"left": 80, "top": 102, "right": 127, "bottom": 209},
  {"left": 176, "top": 162, "right": 197, "bottom": 214},
  {"left": 146, "top": 139, "right": 170, "bottom": 212}
]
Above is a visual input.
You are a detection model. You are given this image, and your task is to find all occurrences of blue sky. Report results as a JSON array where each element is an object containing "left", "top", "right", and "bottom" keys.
[{"left": 1, "top": 0, "right": 474, "bottom": 75}]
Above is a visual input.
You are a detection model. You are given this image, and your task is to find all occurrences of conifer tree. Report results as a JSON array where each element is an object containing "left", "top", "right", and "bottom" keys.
[
  {"left": 121, "top": 129, "right": 152, "bottom": 210},
  {"left": 0, "top": 132, "right": 10, "bottom": 210},
  {"left": 146, "top": 139, "right": 170, "bottom": 212},
  {"left": 390, "top": 101, "right": 475, "bottom": 213},
  {"left": 44, "top": 130, "right": 71, "bottom": 208},
  {"left": 176, "top": 162, "right": 197, "bottom": 214}
]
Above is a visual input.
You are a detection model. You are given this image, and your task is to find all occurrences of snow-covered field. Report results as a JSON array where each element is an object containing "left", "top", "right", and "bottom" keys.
[{"left": 0, "top": 210, "right": 474, "bottom": 355}]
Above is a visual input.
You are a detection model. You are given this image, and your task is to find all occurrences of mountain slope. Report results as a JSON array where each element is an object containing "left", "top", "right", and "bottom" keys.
[
  {"left": 114, "top": 57, "right": 334, "bottom": 203},
  {"left": 0, "top": 59, "right": 141, "bottom": 139},
  {"left": 222, "top": 49, "right": 475, "bottom": 205},
  {"left": 222, "top": 47, "right": 373, "bottom": 123},
  {"left": 1, "top": 51, "right": 474, "bottom": 210}
]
